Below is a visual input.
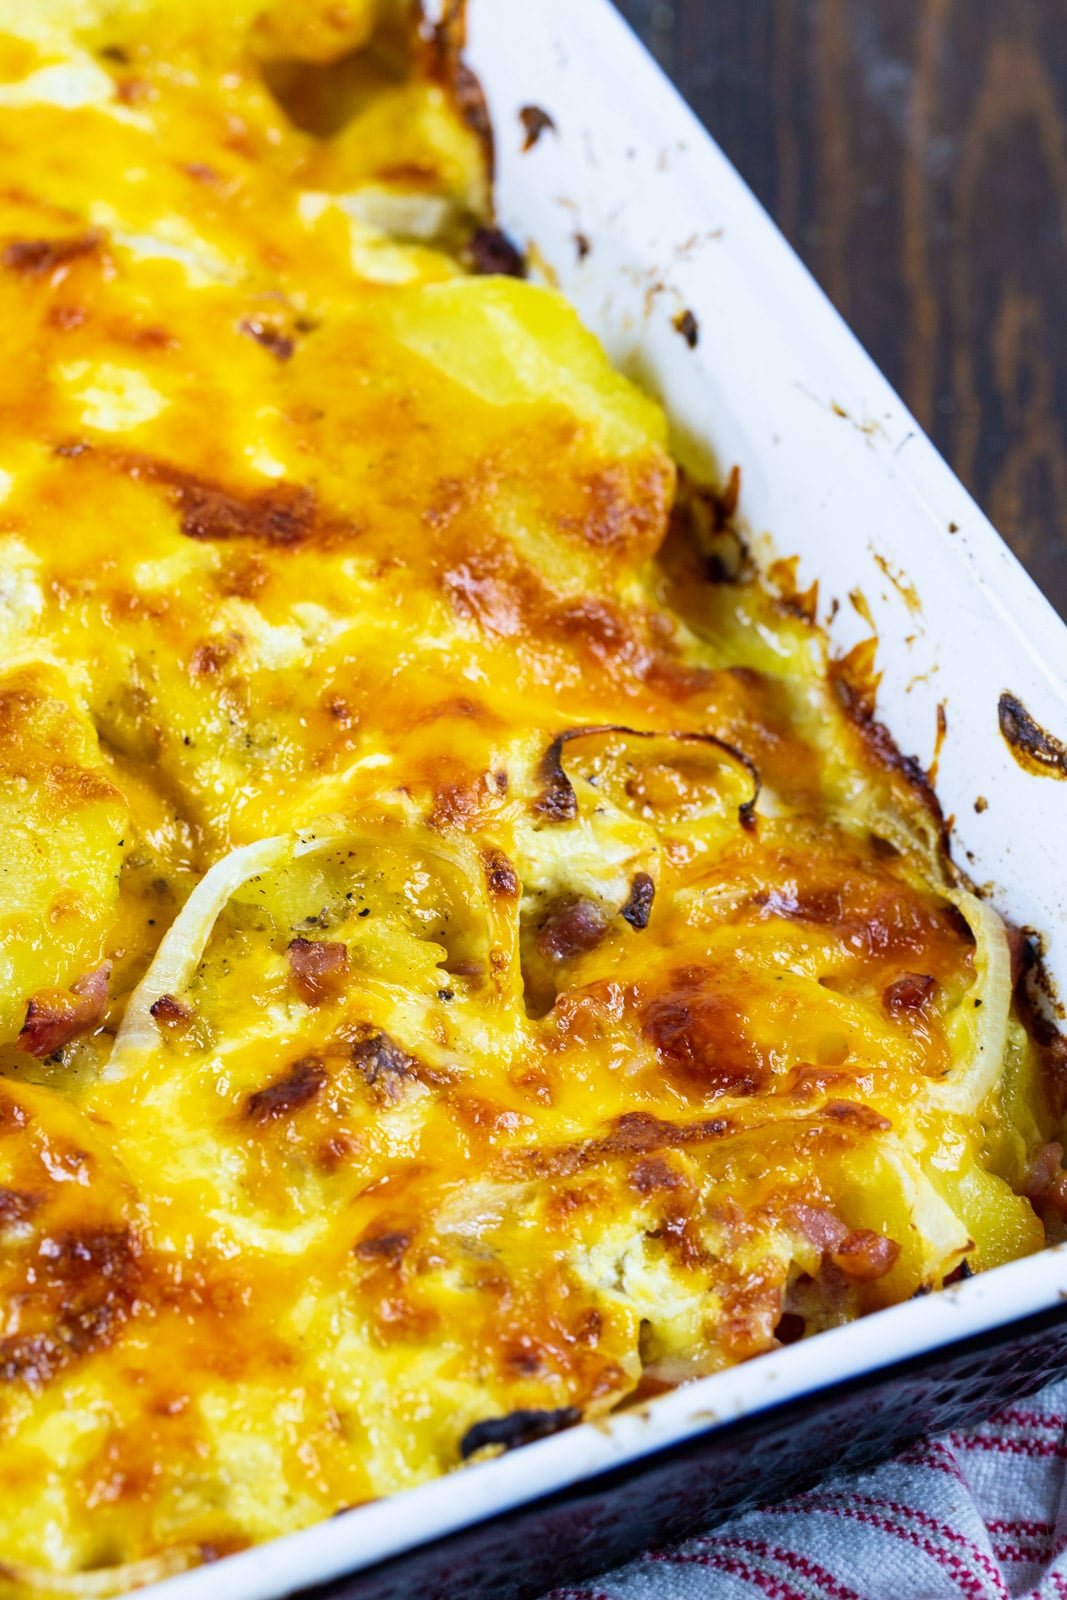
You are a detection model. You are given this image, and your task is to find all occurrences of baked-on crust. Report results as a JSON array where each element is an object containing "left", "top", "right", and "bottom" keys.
[{"left": 0, "top": 3, "right": 1060, "bottom": 1592}]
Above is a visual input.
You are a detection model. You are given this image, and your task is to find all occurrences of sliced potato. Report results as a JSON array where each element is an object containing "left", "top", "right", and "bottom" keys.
[{"left": 0, "top": 667, "right": 127, "bottom": 1045}]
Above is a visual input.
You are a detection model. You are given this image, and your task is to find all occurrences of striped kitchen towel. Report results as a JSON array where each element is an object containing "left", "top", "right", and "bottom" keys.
[{"left": 546, "top": 1381, "right": 1067, "bottom": 1598}]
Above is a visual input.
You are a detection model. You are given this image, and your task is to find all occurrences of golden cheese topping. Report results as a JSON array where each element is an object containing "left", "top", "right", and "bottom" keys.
[{"left": 0, "top": 4, "right": 1061, "bottom": 1594}]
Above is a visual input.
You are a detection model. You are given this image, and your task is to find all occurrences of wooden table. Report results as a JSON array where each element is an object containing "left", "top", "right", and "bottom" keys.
[{"left": 613, "top": 0, "right": 1067, "bottom": 618}]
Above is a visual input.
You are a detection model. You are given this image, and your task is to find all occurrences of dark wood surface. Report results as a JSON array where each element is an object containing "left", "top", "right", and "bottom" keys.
[{"left": 613, "top": 0, "right": 1067, "bottom": 618}]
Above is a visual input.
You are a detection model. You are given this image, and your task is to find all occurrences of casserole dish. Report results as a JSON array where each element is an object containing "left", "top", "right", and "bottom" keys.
[
  {"left": 207, "top": 0, "right": 1067, "bottom": 1592},
  {"left": 5, "top": 2, "right": 1067, "bottom": 1598}
]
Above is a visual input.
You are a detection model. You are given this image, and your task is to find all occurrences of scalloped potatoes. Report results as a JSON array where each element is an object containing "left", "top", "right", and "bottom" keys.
[{"left": 0, "top": 4, "right": 1060, "bottom": 1596}]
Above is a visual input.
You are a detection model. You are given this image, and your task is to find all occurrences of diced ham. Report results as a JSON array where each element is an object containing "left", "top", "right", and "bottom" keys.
[
  {"left": 883, "top": 972, "right": 936, "bottom": 1016},
  {"left": 831, "top": 1229, "right": 901, "bottom": 1281},
  {"left": 16, "top": 963, "right": 111, "bottom": 1059},
  {"left": 788, "top": 1205, "right": 900, "bottom": 1281},
  {"left": 537, "top": 899, "right": 608, "bottom": 963},
  {"left": 787, "top": 1202, "right": 850, "bottom": 1253},
  {"left": 1027, "top": 1140, "right": 1063, "bottom": 1194},
  {"left": 149, "top": 993, "right": 193, "bottom": 1030},
  {"left": 1024, "top": 1141, "right": 1067, "bottom": 1213},
  {"left": 287, "top": 938, "right": 350, "bottom": 1006}
]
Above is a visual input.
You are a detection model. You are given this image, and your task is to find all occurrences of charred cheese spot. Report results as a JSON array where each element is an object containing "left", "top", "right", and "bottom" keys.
[
  {"left": 0, "top": 1080, "right": 142, "bottom": 1387},
  {"left": 243, "top": 1056, "right": 328, "bottom": 1124},
  {"left": 349, "top": 1030, "right": 421, "bottom": 1103},
  {"left": 643, "top": 970, "right": 769, "bottom": 1099}
]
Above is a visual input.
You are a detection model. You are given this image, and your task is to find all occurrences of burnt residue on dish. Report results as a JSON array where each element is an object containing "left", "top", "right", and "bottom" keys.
[
  {"left": 672, "top": 307, "right": 700, "bottom": 348},
  {"left": 667, "top": 465, "right": 749, "bottom": 586},
  {"left": 459, "top": 1407, "right": 581, "bottom": 1460},
  {"left": 466, "top": 227, "right": 527, "bottom": 278},
  {"left": 999, "top": 692, "right": 1067, "bottom": 779},
  {"left": 830, "top": 642, "right": 950, "bottom": 856},
  {"left": 872, "top": 551, "right": 921, "bottom": 615},
  {"left": 428, "top": 0, "right": 495, "bottom": 178},
  {"left": 519, "top": 105, "right": 557, "bottom": 151},
  {"left": 768, "top": 555, "right": 819, "bottom": 625},
  {"left": 927, "top": 703, "right": 948, "bottom": 787}
]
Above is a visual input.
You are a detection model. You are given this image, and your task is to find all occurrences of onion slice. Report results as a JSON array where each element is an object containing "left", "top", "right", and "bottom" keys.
[
  {"left": 1, "top": 1548, "right": 197, "bottom": 1596},
  {"left": 924, "top": 884, "right": 1012, "bottom": 1116},
  {"left": 103, "top": 817, "right": 524, "bottom": 1080},
  {"left": 104, "top": 831, "right": 345, "bottom": 1080}
]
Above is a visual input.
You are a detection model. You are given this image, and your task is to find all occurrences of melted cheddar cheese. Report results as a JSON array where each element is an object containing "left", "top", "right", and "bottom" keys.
[{"left": 0, "top": 4, "right": 1060, "bottom": 1594}]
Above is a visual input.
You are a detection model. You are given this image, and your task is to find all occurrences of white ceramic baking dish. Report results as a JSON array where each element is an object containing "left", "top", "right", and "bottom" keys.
[{"left": 144, "top": 2, "right": 1067, "bottom": 1595}]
